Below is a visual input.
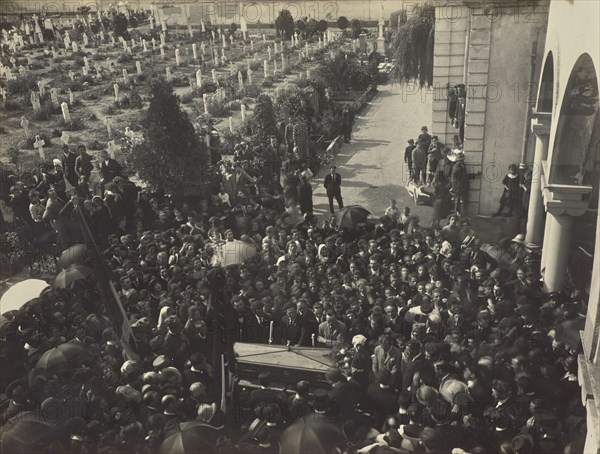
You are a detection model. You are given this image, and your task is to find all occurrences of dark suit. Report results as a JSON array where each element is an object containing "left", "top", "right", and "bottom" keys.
[
  {"left": 366, "top": 383, "right": 399, "bottom": 428},
  {"left": 328, "top": 381, "right": 357, "bottom": 420},
  {"left": 249, "top": 387, "right": 280, "bottom": 408},
  {"left": 323, "top": 172, "right": 343, "bottom": 214},
  {"left": 99, "top": 158, "right": 121, "bottom": 183},
  {"left": 280, "top": 315, "right": 306, "bottom": 346},
  {"left": 245, "top": 313, "right": 273, "bottom": 344}
]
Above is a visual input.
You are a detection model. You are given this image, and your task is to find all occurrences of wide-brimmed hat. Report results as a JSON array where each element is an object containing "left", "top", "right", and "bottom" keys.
[
  {"left": 511, "top": 233, "right": 526, "bottom": 244},
  {"left": 439, "top": 379, "right": 470, "bottom": 404},
  {"left": 416, "top": 385, "right": 439, "bottom": 406}
]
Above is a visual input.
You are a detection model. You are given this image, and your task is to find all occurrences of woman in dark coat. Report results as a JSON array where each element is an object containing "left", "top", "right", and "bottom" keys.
[
  {"left": 494, "top": 164, "right": 520, "bottom": 217},
  {"left": 298, "top": 175, "right": 313, "bottom": 215}
]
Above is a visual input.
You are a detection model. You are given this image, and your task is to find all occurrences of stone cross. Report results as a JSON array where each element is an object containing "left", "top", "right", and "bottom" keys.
[
  {"left": 33, "top": 135, "right": 46, "bottom": 160},
  {"left": 241, "top": 104, "right": 246, "bottom": 120},
  {"left": 61, "top": 102, "right": 71, "bottom": 123},
  {"left": 263, "top": 60, "right": 268, "bottom": 78},
  {"left": 18, "top": 65, "right": 26, "bottom": 76},
  {"left": 114, "top": 83, "right": 119, "bottom": 101},
  {"left": 202, "top": 94, "right": 209, "bottom": 114},
  {"left": 192, "top": 44, "right": 198, "bottom": 60},
  {"left": 68, "top": 89, "right": 74, "bottom": 104},
  {"left": 175, "top": 49, "right": 181, "bottom": 65},
  {"left": 122, "top": 68, "right": 129, "bottom": 84},
  {"left": 9, "top": 56, "right": 16, "bottom": 68},
  {"left": 50, "top": 88, "right": 59, "bottom": 108},
  {"left": 131, "top": 38, "right": 136, "bottom": 49},
  {"left": 136, "top": 60, "right": 142, "bottom": 75},
  {"left": 104, "top": 117, "right": 113, "bottom": 138},
  {"left": 150, "top": 16, "right": 155, "bottom": 29},
  {"left": 196, "top": 70, "right": 202, "bottom": 87},
  {"left": 165, "top": 67, "right": 172, "bottom": 82},
  {"left": 247, "top": 68, "right": 253, "bottom": 84},
  {"left": 38, "top": 81, "right": 46, "bottom": 97},
  {"left": 20, "top": 116, "right": 30, "bottom": 137},
  {"left": 211, "top": 30, "right": 215, "bottom": 40},
  {"left": 229, "top": 35, "right": 234, "bottom": 45},
  {"left": 211, "top": 69, "right": 217, "bottom": 83},
  {"left": 68, "top": 70, "right": 75, "bottom": 80}
]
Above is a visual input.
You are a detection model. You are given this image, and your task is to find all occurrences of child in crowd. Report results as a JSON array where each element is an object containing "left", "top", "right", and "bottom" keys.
[
  {"left": 399, "top": 206, "right": 411, "bottom": 226},
  {"left": 384, "top": 199, "right": 400, "bottom": 224}
]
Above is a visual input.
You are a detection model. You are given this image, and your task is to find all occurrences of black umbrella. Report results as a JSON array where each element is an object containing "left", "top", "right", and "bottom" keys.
[
  {"left": 57, "top": 243, "right": 90, "bottom": 270},
  {"left": 1, "top": 411, "right": 70, "bottom": 452},
  {"left": 279, "top": 416, "right": 346, "bottom": 454},
  {"left": 159, "top": 421, "right": 217, "bottom": 454},
  {"left": 334, "top": 205, "right": 370, "bottom": 230},
  {"left": 33, "top": 343, "right": 87, "bottom": 378}
]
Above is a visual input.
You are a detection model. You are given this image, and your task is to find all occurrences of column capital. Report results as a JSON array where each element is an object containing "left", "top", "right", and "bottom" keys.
[
  {"left": 531, "top": 110, "right": 551, "bottom": 136},
  {"left": 541, "top": 161, "right": 593, "bottom": 216}
]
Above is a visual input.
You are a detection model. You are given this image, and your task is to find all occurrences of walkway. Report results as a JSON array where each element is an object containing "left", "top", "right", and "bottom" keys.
[{"left": 312, "top": 84, "right": 433, "bottom": 223}]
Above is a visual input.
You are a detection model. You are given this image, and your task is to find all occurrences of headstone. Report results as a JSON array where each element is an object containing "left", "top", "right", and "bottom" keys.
[
  {"left": 222, "top": 34, "right": 226, "bottom": 48},
  {"left": 281, "top": 53, "right": 285, "bottom": 71},
  {"left": 20, "top": 116, "right": 30, "bottom": 137},
  {"left": 110, "top": 34, "right": 116, "bottom": 45},
  {"left": 52, "top": 47, "right": 58, "bottom": 59},
  {"left": 104, "top": 117, "right": 113, "bottom": 138},
  {"left": 61, "top": 131, "right": 70, "bottom": 145},
  {"left": 82, "top": 66, "right": 89, "bottom": 76},
  {"left": 61, "top": 102, "right": 71, "bottom": 123},
  {"left": 230, "top": 35, "right": 234, "bottom": 45},
  {"left": 68, "top": 70, "right": 75, "bottom": 81},
  {"left": 68, "top": 88, "right": 74, "bottom": 104},
  {"left": 196, "top": 70, "right": 202, "bottom": 87},
  {"left": 268, "top": 46, "right": 272, "bottom": 61},
  {"left": 247, "top": 68, "right": 253, "bottom": 84},
  {"left": 83, "top": 56, "right": 89, "bottom": 68},
  {"left": 38, "top": 81, "right": 46, "bottom": 97},
  {"left": 253, "top": 53, "right": 257, "bottom": 61},
  {"left": 165, "top": 67, "right": 172, "bottom": 82},
  {"left": 274, "top": 42, "right": 278, "bottom": 53},
  {"left": 202, "top": 94, "right": 209, "bottom": 114},
  {"left": 50, "top": 88, "right": 59, "bottom": 108},
  {"left": 29, "top": 36, "right": 35, "bottom": 45},
  {"left": 114, "top": 83, "right": 119, "bottom": 101},
  {"left": 99, "top": 30, "right": 105, "bottom": 41},
  {"left": 160, "top": 34, "right": 166, "bottom": 46},
  {"left": 263, "top": 60, "right": 268, "bottom": 77},
  {"left": 122, "top": 68, "right": 129, "bottom": 84},
  {"left": 143, "top": 39, "right": 148, "bottom": 52},
  {"left": 151, "top": 38, "right": 156, "bottom": 50},
  {"left": 18, "top": 65, "right": 26, "bottom": 76},
  {"left": 238, "top": 71, "right": 243, "bottom": 91},
  {"left": 149, "top": 16, "right": 155, "bottom": 29},
  {"left": 211, "top": 30, "right": 215, "bottom": 40},
  {"left": 274, "top": 60, "right": 278, "bottom": 73},
  {"left": 136, "top": 60, "right": 142, "bottom": 75},
  {"left": 34, "top": 135, "right": 46, "bottom": 160},
  {"left": 72, "top": 41, "right": 78, "bottom": 52},
  {"left": 201, "top": 43, "right": 206, "bottom": 55},
  {"left": 131, "top": 38, "right": 136, "bottom": 49},
  {"left": 83, "top": 34, "right": 89, "bottom": 46},
  {"left": 25, "top": 23, "right": 31, "bottom": 35},
  {"left": 160, "top": 45, "right": 165, "bottom": 60},
  {"left": 122, "top": 39, "right": 128, "bottom": 51},
  {"left": 107, "top": 140, "right": 118, "bottom": 159},
  {"left": 211, "top": 69, "right": 217, "bottom": 83},
  {"left": 306, "top": 69, "right": 311, "bottom": 78},
  {"left": 241, "top": 104, "right": 246, "bottom": 120},
  {"left": 251, "top": 40, "right": 254, "bottom": 51},
  {"left": 175, "top": 49, "right": 181, "bottom": 65},
  {"left": 192, "top": 43, "right": 198, "bottom": 60},
  {"left": 228, "top": 116, "right": 234, "bottom": 132},
  {"left": 262, "top": 34, "right": 266, "bottom": 42}
]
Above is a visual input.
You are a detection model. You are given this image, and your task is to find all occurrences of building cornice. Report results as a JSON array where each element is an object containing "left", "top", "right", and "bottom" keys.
[
  {"left": 541, "top": 161, "right": 593, "bottom": 216},
  {"left": 531, "top": 110, "right": 551, "bottom": 136}
]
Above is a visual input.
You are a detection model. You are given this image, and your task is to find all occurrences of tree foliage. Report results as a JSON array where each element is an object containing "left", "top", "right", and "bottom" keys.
[
  {"left": 317, "top": 20, "right": 328, "bottom": 33},
  {"left": 133, "top": 80, "right": 210, "bottom": 197},
  {"left": 252, "top": 94, "right": 278, "bottom": 147},
  {"left": 313, "top": 51, "right": 373, "bottom": 93},
  {"left": 275, "top": 9, "right": 295, "bottom": 39},
  {"left": 305, "top": 18, "right": 318, "bottom": 37},
  {"left": 391, "top": 2, "right": 435, "bottom": 87},
  {"left": 112, "top": 12, "right": 130, "bottom": 40},
  {"left": 337, "top": 16, "right": 349, "bottom": 30},
  {"left": 350, "top": 19, "right": 362, "bottom": 38}
]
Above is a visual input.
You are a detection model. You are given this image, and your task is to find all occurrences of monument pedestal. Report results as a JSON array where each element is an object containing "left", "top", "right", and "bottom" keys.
[{"left": 377, "top": 37, "right": 386, "bottom": 53}]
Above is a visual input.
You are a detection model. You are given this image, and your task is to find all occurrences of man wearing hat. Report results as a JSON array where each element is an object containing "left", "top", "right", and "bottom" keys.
[
  {"left": 74, "top": 144, "right": 93, "bottom": 180},
  {"left": 61, "top": 144, "right": 78, "bottom": 186},
  {"left": 99, "top": 149, "right": 122, "bottom": 196},
  {"left": 450, "top": 150, "right": 469, "bottom": 215},
  {"left": 323, "top": 165, "right": 343, "bottom": 214}
]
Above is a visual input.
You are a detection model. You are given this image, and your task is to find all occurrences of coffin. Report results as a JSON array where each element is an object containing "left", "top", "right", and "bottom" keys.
[{"left": 233, "top": 343, "right": 334, "bottom": 390}]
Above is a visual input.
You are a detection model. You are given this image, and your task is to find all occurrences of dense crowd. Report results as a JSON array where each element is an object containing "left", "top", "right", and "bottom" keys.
[{"left": 0, "top": 126, "right": 588, "bottom": 454}]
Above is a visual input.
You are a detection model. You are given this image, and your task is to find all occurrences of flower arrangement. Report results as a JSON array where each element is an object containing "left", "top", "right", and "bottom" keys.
[{"left": 0, "top": 232, "right": 27, "bottom": 276}]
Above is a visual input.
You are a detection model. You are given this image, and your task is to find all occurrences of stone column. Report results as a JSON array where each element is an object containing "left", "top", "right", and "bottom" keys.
[
  {"left": 525, "top": 112, "right": 551, "bottom": 245},
  {"left": 541, "top": 212, "right": 573, "bottom": 292}
]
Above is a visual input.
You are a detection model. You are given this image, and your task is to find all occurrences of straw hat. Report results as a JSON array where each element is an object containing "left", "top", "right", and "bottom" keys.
[{"left": 439, "top": 379, "right": 470, "bottom": 404}]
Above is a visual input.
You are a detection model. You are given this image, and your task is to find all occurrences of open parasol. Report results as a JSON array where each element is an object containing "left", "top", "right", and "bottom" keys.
[
  {"left": 334, "top": 205, "right": 371, "bottom": 230},
  {"left": 53, "top": 264, "right": 94, "bottom": 288},
  {"left": 57, "top": 243, "right": 90, "bottom": 269},
  {"left": 33, "top": 343, "right": 87, "bottom": 377},
  {"left": 1, "top": 411, "right": 71, "bottom": 452},
  {"left": 159, "top": 421, "right": 218, "bottom": 454},
  {"left": 0, "top": 279, "right": 50, "bottom": 314}
]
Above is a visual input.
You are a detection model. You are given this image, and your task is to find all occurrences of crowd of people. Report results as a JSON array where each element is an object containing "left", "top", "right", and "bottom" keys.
[{"left": 0, "top": 124, "right": 589, "bottom": 454}]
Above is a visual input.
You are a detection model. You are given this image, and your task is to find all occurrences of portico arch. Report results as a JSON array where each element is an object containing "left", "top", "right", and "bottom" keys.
[{"left": 537, "top": 51, "right": 554, "bottom": 115}]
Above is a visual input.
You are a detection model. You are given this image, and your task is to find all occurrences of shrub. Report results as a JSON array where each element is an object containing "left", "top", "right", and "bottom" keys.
[
  {"left": 117, "top": 53, "right": 133, "bottom": 64},
  {"left": 180, "top": 92, "right": 194, "bottom": 104},
  {"left": 220, "top": 129, "right": 242, "bottom": 154},
  {"left": 52, "top": 129, "right": 62, "bottom": 137},
  {"left": 195, "top": 113, "right": 215, "bottom": 130},
  {"left": 262, "top": 76, "right": 274, "bottom": 88},
  {"left": 243, "top": 84, "right": 261, "bottom": 98},
  {"left": 74, "top": 57, "right": 85, "bottom": 67},
  {"left": 92, "top": 53, "right": 106, "bottom": 61},
  {"left": 237, "top": 117, "right": 255, "bottom": 136},
  {"left": 2, "top": 100, "right": 22, "bottom": 111},
  {"left": 89, "top": 139, "right": 105, "bottom": 150},
  {"left": 7, "top": 74, "right": 38, "bottom": 95},
  {"left": 32, "top": 104, "right": 53, "bottom": 121},
  {"left": 89, "top": 113, "right": 98, "bottom": 121},
  {"left": 205, "top": 97, "right": 229, "bottom": 117},
  {"left": 62, "top": 117, "right": 85, "bottom": 131}
]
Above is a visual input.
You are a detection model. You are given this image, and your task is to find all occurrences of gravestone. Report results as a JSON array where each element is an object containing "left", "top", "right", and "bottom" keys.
[
  {"left": 50, "top": 88, "right": 59, "bottom": 108},
  {"left": 61, "top": 102, "right": 71, "bottom": 123},
  {"left": 34, "top": 135, "right": 46, "bottom": 160},
  {"left": 20, "top": 116, "right": 30, "bottom": 137}
]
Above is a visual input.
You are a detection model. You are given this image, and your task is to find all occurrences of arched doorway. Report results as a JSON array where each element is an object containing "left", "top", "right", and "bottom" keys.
[{"left": 549, "top": 54, "right": 600, "bottom": 291}]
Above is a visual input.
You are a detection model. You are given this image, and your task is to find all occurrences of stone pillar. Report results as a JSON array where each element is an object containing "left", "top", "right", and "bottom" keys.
[
  {"left": 525, "top": 112, "right": 551, "bottom": 245},
  {"left": 541, "top": 212, "right": 573, "bottom": 292}
]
